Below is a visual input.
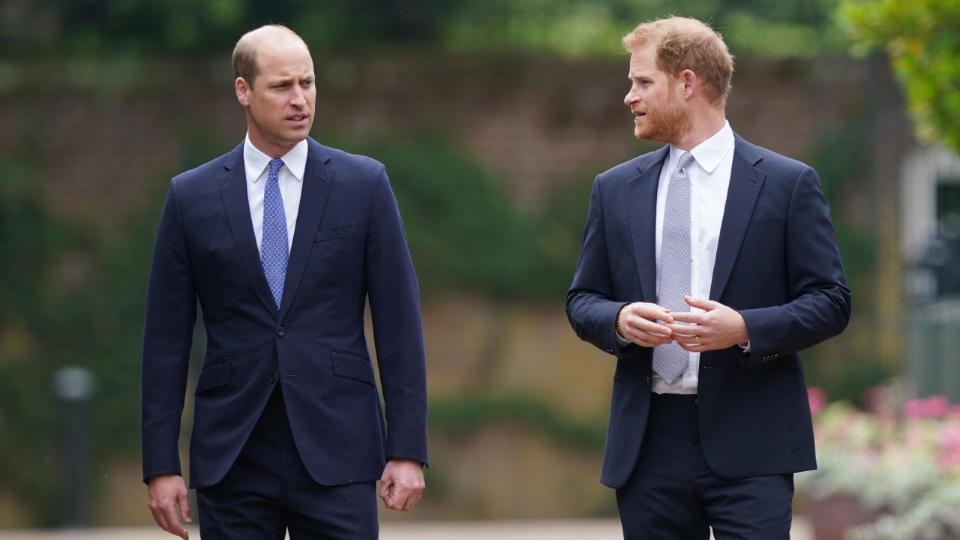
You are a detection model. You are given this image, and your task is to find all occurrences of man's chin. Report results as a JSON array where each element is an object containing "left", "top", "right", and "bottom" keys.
[{"left": 281, "top": 127, "right": 312, "bottom": 144}]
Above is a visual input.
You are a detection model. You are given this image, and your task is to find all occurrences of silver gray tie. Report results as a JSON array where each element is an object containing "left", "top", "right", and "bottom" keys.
[{"left": 653, "top": 152, "right": 694, "bottom": 384}]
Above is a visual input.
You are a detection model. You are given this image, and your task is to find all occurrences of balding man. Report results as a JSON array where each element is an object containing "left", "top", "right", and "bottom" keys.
[{"left": 141, "top": 24, "right": 427, "bottom": 539}]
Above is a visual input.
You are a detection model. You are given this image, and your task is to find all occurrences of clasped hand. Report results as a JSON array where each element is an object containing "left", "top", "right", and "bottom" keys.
[{"left": 617, "top": 296, "right": 748, "bottom": 351}]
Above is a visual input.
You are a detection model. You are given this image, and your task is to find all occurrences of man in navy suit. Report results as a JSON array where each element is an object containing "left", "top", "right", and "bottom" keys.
[
  {"left": 142, "top": 24, "right": 427, "bottom": 539},
  {"left": 566, "top": 16, "right": 850, "bottom": 539}
]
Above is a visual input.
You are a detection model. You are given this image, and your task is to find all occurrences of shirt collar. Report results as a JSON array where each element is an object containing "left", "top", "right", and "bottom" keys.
[
  {"left": 243, "top": 135, "right": 309, "bottom": 183},
  {"left": 668, "top": 120, "right": 734, "bottom": 174}
]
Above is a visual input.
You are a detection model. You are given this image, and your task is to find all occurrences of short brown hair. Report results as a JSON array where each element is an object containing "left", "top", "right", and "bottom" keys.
[
  {"left": 622, "top": 16, "right": 734, "bottom": 105},
  {"left": 232, "top": 24, "right": 306, "bottom": 86}
]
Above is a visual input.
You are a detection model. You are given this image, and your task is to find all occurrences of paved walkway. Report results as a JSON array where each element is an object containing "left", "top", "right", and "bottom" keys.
[{"left": 0, "top": 518, "right": 813, "bottom": 539}]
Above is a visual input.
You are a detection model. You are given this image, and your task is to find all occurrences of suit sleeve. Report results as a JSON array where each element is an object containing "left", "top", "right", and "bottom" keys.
[
  {"left": 739, "top": 166, "right": 851, "bottom": 362},
  {"left": 365, "top": 167, "right": 429, "bottom": 466},
  {"left": 566, "top": 176, "right": 633, "bottom": 357},
  {"left": 141, "top": 181, "right": 197, "bottom": 482}
]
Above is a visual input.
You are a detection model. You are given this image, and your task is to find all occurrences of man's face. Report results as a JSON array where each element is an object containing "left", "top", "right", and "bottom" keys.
[
  {"left": 236, "top": 38, "right": 316, "bottom": 157},
  {"left": 624, "top": 44, "right": 690, "bottom": 145}
]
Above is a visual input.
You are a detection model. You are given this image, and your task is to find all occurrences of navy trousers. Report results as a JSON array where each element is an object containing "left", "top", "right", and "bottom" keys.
[
  {"left": 196, "top": 386, "right": 378, "bottom": 540},
  {"left": 616, "top": 393, "right": 793, "bottom": 540}
]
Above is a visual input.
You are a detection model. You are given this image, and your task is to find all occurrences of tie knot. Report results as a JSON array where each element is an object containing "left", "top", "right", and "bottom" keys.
[
  {"left": 268, "top": 158, "right": 284, "bottom": 178},
  {"left": 677, "top": 152, "right": 695, "bottom": 174}
]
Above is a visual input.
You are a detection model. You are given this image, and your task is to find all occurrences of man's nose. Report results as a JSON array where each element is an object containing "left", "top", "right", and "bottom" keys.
[{"left": 290, "top": 86, "right": 306, "bottom": 106}]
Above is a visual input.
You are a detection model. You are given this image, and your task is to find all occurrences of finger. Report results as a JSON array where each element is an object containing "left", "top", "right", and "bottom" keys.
[
  {"left": 149, "top": 499, "right": 172, "bottom": 530},
  {"left": 627, "top": 302, "right": 673, "bottom": 323},
  {"left": 178, "top": 492, "right": 193, "bottom": 525},
  {"left": 676, "top": 341, "right": 702, "bottom": 352},
  {"left": 670, "top": 311, "right": 704, "bottom": 325},
  {"left": 149, "top": 506, "right": 167, "bottom": 531},
  {"left": 394, "top": 477, "right": 424, "bottom": 511},
  {"left": 387, "top": 487, "right": 407, "bottom": 511},
  {"left": 160, "top": 505, "right": 188, "bottom": 539},
  {"left": 410, "top": 487, "right": 424, "bottom": 507},
  {"left": 629, "top": 316, "right": 673, "bottom": 337},
  {"left": 626, "top": 330, "right": 673, "bottom": 347},
  {"left": 684, "top": 296, "right": 718, "bottom": 310},
  {"left": 667, "top": 322, "right": 700, "bottom": 337}
]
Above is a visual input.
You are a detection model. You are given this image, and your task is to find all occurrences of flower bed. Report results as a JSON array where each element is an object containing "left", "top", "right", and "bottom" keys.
[{"left": 797, "top": 386, "right": 960, "bottom": 539}]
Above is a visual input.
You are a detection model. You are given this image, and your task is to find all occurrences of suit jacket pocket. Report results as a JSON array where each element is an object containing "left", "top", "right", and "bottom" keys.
[
  {"left": 315, "top": 223, "right": 360, "bottom": 242},
  {"left": 195, "top": 359, "right": 233, "bottom": 394},
  {"left": 331, "top": 351, "right": 375, "bottom": 386}
]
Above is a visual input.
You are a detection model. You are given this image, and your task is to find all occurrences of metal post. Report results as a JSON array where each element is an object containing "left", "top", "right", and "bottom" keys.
[{"left": 53, "top": 366, "right": 95, "bottom": 528}]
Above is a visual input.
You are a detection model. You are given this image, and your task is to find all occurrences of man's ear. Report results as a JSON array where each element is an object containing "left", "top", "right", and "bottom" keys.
[
  {"left": 236, "top": 77, "right": 250, "bottom": 107},
  {"left": 680, "top": 69, "right": 698, "bottom": 99}
]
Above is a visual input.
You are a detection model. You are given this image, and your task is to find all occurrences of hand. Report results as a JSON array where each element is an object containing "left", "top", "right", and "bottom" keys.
[
  {"left": 668, "top": 296, "right": 749, "bottom": 352},
  {"left": 379, "top": 458, "right": 425, "bottom": 512},
  {"left": 147, "top": 474, "right": 191, "bottom": 539},
  {"left": 616, "top": 302, "right": 675, "bottom": 347}
]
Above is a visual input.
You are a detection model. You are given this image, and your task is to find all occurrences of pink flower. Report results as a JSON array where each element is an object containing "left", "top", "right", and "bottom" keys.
[
  {"left": 808, "top": 387, "right": 826, "bottom": 417},
  {"left": 864, "top": 385, "right": 891, "bottom": 415},
  {"left": 941, "top": 422, "right": 960, "bottom": 447},
  {"left": 937, "top": 426, "right": 960, "bottom": 469},
  {"left": 904, "top": 395, "right": 950, "bottom": 419}
]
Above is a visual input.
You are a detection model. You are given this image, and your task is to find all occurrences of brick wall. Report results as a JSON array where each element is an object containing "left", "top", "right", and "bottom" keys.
[{"left": 0, "top": 53, "right": 911, "bottom": 226}]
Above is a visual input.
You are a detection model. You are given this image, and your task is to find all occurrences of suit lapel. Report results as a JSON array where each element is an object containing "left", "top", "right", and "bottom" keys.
[
  {"left": 277, "top": 140, "right": 333, "bottom": 322},
  {"left": 220, "top": 145, "right": 279, "bottom": 316},
  {"left": 628, "top": 146, "right": 669, "bottom": 302},
  {"left": 710, "top": 135, "right": 765, "bottom": 300}
]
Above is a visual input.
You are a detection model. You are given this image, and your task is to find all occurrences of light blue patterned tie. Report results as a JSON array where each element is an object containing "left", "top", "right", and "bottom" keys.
[
  {"left": 261, "top": 158, "right": 288, "bottom": 308},
  {"left": 653, "top": 152, "right": 694, "bottom": 384}
]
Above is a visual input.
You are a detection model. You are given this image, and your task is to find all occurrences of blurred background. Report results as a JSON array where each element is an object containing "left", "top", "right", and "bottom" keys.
[{"left": 1, "top": 0, "right": 958, "bottom": 537}]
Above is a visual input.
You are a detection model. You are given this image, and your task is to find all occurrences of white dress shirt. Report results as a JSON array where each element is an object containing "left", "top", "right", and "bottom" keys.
[
  {"left": 243, "top": 135, "right": 308, "bottom": 255},
  {"left": 652, "top": 121, "right": 735, "bottom": 394}
]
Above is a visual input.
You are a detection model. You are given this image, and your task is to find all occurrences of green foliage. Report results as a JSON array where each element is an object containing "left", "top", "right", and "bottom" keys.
[
  {"left": 839, "top": 0, "right": 960, "bottom": 153},
  {"left": 343, "top": 133, "right": 581, "bottom": 299},
  {"left": 0, "top": 155, "right": 85, "bottom": 523},
  {"left": 443, "top": 0, "right": 848, "bottom": 58},
  {"left": 802, "top": 118, "right": 894, "bottom": 403},
  {"left": 5, "top": 0, "right": 846, "bottom": 61},
  {"left": 0, "top": 150, "right": 167, "bottom": 525},
  {"left": 4, "top": 0, "right": 461, "bottom": 58}
]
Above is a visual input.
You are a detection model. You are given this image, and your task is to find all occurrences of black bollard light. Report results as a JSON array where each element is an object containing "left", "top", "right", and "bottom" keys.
[{"left": 53, "top": 366, "right": 95, "bottom": 528}]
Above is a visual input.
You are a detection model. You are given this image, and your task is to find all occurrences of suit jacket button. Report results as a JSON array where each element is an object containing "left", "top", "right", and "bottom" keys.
[{"left": 276, "top": 327, "right": 285, "bottom": 337}]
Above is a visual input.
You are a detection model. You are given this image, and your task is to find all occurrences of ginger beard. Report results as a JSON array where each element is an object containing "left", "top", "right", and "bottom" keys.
[{"left": 632, "top": 78, "right": 692, "bottom": 145}]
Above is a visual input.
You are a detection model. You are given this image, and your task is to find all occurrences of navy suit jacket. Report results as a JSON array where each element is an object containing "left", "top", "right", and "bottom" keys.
[
  {"left": 142, "top": 138, "right": 428, "bottom": 489},
  {"left": 566, "top": 134, "right": 851, "bottom": 488}
]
